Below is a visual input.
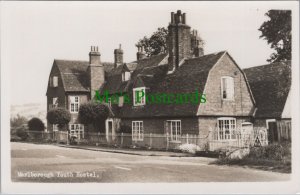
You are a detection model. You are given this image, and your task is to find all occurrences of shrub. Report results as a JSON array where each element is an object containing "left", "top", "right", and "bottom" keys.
[
  {"left": 15, "top": 126, "right": 29, "bottom": 141},
  {"left": 248, "top": 143, "right": 290, "bottom": 161},
  {"left": 11, "top": 114, "right": 28, "bottom": 128},
  {"left": 47, "top": 108, "right": 71, "bottom": 130},
  {"left": 178, "top": 143, "right": 201, "bottom": 154},
  {"left": 28, "top": 117, "right": 45, "bottom": 131},
  {"left": 78, "top": 102, "right": 109, "bottom": 133}
]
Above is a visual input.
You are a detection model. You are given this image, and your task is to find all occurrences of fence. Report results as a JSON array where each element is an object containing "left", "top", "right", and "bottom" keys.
[
  {"left": 26, "top": 130, "right": 68, "bottom": 144},
  {"left": 84, "top": 132, "right": 209, "bottom": 150},
  {"left": 209, "top": 127, "right": 268, "bottom": 151},
  {"left": 22, "top": 128, "right": 268, "bottom": 151}
]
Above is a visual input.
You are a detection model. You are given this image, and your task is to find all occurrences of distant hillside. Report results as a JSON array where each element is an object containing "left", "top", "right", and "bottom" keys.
[{"left": 11, "top": 103, "right": 47, "bottom": 126}]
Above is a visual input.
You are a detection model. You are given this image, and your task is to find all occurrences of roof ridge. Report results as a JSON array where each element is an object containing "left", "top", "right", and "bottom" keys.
[
  {"left": 243, "top": 61, "right": 291, "bottom": 70},
  {"left": 184, "top": 50, "right": 227, "bottom": 62}
]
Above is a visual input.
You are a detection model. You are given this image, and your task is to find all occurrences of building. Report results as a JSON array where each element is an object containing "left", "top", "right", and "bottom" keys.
[
  {"left": 244, "top": 61, "right": 291, "bottom": 143},
  {"left": 46, "top": 10, "right": 291, "bottom": 150}
]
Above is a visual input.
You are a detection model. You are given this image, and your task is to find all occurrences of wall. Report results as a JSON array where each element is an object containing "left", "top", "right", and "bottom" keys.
[
  {"left": 198, "top": 53, "right": 255, "bottom": 116},
  {"left": 46, "top": 63, "right": 66, "bottom": 132},
  {"left": 198, "top": 116, "right": 252, "bottom": 145}
]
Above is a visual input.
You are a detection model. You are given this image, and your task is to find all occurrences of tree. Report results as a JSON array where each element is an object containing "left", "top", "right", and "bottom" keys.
[
  {"left": 28, "top": 117, "right": 45, "bottom": 131},
  {"left": 47, "top": 108, "right": 71, "bottom": 130},
  {"left": 136, "top": 27, "right": 168, "bottom": 57},
  {"left": 259, "top": 10, "right": 291, "bottom": 63},
  {"left": 10, "top": 114, "right": 28, "bottom": 128},
  {"left": 78, "top": 102, "right": 109, "bottom": 133}
]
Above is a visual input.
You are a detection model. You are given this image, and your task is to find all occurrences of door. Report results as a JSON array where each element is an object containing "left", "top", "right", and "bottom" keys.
[
  {"left": 105, "top": 119, "right": 114, "bottom": 143},
  {"left": 268, "top": 121, "right": 278, "bottom": 143},
  {"left": 241, "top": 122, "right": 253, "bottom": 147}
]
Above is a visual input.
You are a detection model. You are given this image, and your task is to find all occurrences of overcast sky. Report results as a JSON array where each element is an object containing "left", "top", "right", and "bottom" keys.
[{"left": 1, "top": 1, "right": 295, "bottom": 105}]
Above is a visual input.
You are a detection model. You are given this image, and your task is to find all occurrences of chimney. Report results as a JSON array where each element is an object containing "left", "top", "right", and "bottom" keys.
[
  {"left": 136, "top": 45, "right": 146, "bottom": 60},
  {"left": 88, "top": 46, "right": 105, "bottom": 99},
  {"left": 191, "top": 30, "right": 204, "bottom": 57},
  {"left": 167, "top": 10, "right": 192, "bottom": 71},
  {"left": 89, "top": 46, "right": 101, "bottom": 65},
  {"left": 114, "top": 44, "right": 123, "bottom": 68}
]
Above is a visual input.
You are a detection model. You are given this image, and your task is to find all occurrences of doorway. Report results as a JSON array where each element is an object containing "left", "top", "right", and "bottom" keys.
[
  {"left": 267, "top": 120, "right": 278, "bottom": 143},
  {"left": 105, "top": 119, "right": 114, "bottom": 143}
]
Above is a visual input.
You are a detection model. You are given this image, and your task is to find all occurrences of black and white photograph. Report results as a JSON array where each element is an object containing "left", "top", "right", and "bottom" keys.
[{"left": 1, "top": 1, "right": 299, "bottom": 194}]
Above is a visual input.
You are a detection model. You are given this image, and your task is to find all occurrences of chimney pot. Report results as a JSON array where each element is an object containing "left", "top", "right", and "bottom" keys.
[
  {"left": 114, "top": 44, "right": 124, "bottom": 68},
  {"left": 89, "top": 46, "right": 101, "bottom": 65},
  {"left": 182, "top": 13, "right": 186, "bottom": 24},
  {"left": 171, "top": 12, "right": 175, "bottom": 23}
]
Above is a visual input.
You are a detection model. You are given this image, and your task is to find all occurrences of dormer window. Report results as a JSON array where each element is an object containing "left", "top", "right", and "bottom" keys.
[
  {"left": 50, "top": 76, "right": 58, "bottom": 87},
  {"left": 122, "top": 71, "right": 131, "bottom": 82},
  {"left": 221, "top": 76, "right": 234, "bottom": 100},
  {"left": 133, "top": 87, "right": 146, "bottom": 106}
]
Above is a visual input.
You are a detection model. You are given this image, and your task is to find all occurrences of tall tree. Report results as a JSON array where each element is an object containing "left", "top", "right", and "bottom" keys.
[
  {"left": 47, "top": 108, "right": 71, "bottom": 130},
  {"left": 78, "top": 102, "right": 109, "bottom": 133},
  {"left": 136, "top": 27, "right": 168, "bottom": 57},
  {"left": 259, "top": 10, "right": 291, "bottom": 63}
]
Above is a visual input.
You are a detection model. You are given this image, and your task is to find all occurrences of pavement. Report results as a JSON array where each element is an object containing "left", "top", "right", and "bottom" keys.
[
  {"left": 11, "top": 142, "right": 290, "bottom": 183},
  {"left": 58, "top": 144, "right": 194, "bottom": 157}
]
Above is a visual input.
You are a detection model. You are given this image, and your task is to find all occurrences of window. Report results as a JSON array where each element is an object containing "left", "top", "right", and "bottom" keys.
[
  {"left": 50, "top": 97, "right": 58, "bottom": 109},
  {"left": 70, "top": 96, "right": 79, "bottom": 113},
  {"left": 118, "top": 96, "right": 124, "bottom": 107},
  {"left": 122, "top": 71, "right": 131, "bottom": 82},
  {"left": 133, "top": 87, "right": 146, "bottom": 106},
  {"left": 217, "top": 118, "right": 236, "bottom": 140},
  {"left": 69, "top": 124, "right": 84, "bottom": 139},
  {"left": 221, "top": 76, "right": 234, "bottom": 100},
  {"left": 165, "top": 120, "right": 181, "bottom": 141},
  {"left": 53, "top": 124, "right": 59, "bottom": 131},
  {"left": 52, "top": 76, "right": 58, "bottom": 87},
  {"left": 107, "top": 98, "right": 111, "bottom": 107},
  {"left": 132, "top": 121, "right": 144, "bottom": 141}
]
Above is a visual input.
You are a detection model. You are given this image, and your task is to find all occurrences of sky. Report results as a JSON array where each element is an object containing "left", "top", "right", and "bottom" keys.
[{"left": 1, "top": 1, "right": 295, "bottom": 105}]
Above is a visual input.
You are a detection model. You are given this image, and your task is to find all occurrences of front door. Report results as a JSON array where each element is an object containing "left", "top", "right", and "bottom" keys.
[
  {"left": 268, "top": 121, "right": 278, "bottom": 143},
  {"left": 105, "top": 119, "right": 114, "bottom": 143},
  {"left": 241, "top": 122, "right": 253, "bottom": 147}
]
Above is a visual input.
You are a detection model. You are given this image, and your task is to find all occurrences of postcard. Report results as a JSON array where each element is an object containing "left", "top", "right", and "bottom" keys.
[{"left": 1, "top": 1, "right": 299, "bottom": 194}]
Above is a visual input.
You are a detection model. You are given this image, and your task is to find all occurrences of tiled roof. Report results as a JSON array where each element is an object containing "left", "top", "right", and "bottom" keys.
[
  {"left": 118, "top": 51, "right": 226, "bottom": 118},
  {"left": 131, "top": 53, "right": 168, "bottom": 70},
  {"left": 243, "top": 61, "right": 291, "bottom": 118},
  {"left": 54, "top": 59, "right": 114, "bottom": 92},
  {"left": 101, "top": 54, "right": 168, "bottom": 95}
]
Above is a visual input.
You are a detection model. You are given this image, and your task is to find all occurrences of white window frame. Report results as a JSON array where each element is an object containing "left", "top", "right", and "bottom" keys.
[
  {"left": 70, "top": 96, "right": 80, "bottom": 113},
  {"left": 107, "top": 97, "right": 111, "bottom": 107},
  {"left": 50, "top": 97, "right": 58, "bottom": 109},
  {"left": 133, "top": 87, "right": 146, "bottom": 106},
  {"left": 53, "top": 76, "right": 58, "bottom": 87},
  {"left": 69, "top": 124, "right": 84, "bottom": 139},
  {"left": 217, "top": 117, "right": 237, "bottom": 140},
  {"left": 53, "top": 124, "right": 59, "bottom": 131},
  {"left": 118, "top": 96, "right": 124, "bottom": 107},
  {"left": 221, "top": 76, "right": 234, "bottom": 100},
  {"left": 122, "top": 71, "right": 131, "bottom": 82},
  {"left": 166, "top": 120, "right": 181, "bottom": 142},
  {"left": 132, "top": 121, "right": 144, "bottom": 141}
]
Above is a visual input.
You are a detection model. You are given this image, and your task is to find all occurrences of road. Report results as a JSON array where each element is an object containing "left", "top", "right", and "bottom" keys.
[{"left": 11, "top": 142, "right": 290, "bottom": 182}]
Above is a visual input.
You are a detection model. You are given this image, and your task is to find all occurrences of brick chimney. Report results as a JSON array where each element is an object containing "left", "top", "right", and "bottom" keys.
[
  {"left": 191, "top": 30, "right": 204, "bottom": 57},
  {"left": 136, "top": 45, "right": 146, "bottom": 60},
  {"left": 88, "top": 46, "right": 105, "bottom": 99},
  {"left": 167, "top": 10, "right": 192, "bottom": 71},
  {"left": 114, "top": 44, "right": 123, "bottom": 68}
]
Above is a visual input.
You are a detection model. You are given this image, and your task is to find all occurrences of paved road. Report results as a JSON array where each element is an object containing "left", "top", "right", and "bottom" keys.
[{"left": 11, "top": 142, "right": 290, "bottom": 182}]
